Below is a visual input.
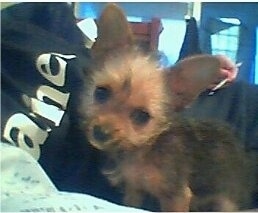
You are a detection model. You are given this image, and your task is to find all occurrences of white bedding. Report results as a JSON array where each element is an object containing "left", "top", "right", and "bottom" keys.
[{"left": 0, "top": 143, "right": 149, "bottom": 212}]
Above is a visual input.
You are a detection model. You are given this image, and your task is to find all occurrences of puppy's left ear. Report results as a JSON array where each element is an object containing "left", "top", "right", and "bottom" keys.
[
  {"left": 166, "top": 55, "right": 220, "bottom": 111},
  {"left": 91, "top": 3, "right": 134, "bottom": 58}
]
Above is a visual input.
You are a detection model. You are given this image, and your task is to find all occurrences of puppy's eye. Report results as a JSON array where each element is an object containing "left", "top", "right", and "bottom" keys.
[
  {"left": 130, "top": 108, "right": 151, "bottom": 125},
  {"left": 94, "top": 86, "right": 111, "bottom": 103}
]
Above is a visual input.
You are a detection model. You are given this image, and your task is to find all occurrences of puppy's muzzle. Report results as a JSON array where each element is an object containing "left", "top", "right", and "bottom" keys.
[{"left": 93, "top": 125, "right": 111, "bottom": 143}]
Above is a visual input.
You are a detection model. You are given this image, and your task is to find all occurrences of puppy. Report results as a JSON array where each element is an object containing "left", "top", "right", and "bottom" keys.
[{"left": 79, "top": 3, "right": 255, "bottom": 211}]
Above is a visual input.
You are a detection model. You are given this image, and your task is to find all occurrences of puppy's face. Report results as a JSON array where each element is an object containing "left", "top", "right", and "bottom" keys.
[{"left": 80, "top": 52, "right": 170, "bottom": 150}]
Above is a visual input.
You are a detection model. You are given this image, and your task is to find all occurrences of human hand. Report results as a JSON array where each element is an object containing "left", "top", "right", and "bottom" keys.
[{"left": 208, "top": 55, "right": 241, "bottom": 94}]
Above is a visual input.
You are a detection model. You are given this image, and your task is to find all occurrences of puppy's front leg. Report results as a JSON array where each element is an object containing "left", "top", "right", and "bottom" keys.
[
  {"left": 159, "top": 186, "right": 192, "bottom": 212},
  {"left": 123, "top": 186, "right": 143, "bottom": 208}
]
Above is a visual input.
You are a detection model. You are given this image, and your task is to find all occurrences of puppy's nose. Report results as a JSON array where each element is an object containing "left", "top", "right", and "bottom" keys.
[{"left": 93, "top": 125, "right": 111, "bottom": 143}]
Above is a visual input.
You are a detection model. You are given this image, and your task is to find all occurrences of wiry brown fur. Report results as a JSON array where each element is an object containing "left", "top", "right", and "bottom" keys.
[{"left": 79, "top": 3, "right": 255, "bottom": 212}]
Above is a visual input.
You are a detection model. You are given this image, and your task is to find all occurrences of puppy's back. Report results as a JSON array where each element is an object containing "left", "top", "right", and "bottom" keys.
[{"left": 154, "top": 118, "right": 255, "bottom": 211}]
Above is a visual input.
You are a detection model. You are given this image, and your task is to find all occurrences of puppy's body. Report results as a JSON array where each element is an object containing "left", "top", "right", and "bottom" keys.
[
  {"left": 79, "top": 3, "right": 255, "bottom": 212},
  {"left": 80, "top": 51, "right": 254, "bottom": 211}
]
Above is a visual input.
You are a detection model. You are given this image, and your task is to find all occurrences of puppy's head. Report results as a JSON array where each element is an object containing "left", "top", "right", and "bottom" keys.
[
  {"left": 81, "top": 50, "right": 170, "bottom": 150},
  {"left": 79, "top": 3, "right": 220, "bottom": 151}
]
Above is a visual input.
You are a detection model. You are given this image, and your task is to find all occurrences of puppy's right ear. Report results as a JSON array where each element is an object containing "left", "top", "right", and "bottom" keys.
[
  {"left": 91, "top": 3, "right": 134, "bottom": 58},
  {"left": 166, "top": 54, "right": 220, "bottom": 111}
]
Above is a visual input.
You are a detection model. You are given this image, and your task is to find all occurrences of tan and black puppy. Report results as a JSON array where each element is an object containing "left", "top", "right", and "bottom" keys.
[{"left": 79, "top": 3, "right": 255, "bottom": 211}]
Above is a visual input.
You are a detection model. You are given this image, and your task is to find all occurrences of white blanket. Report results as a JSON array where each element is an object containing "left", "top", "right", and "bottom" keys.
[{"left": 0, "top": 143, "right": 149, "bottom": 212}]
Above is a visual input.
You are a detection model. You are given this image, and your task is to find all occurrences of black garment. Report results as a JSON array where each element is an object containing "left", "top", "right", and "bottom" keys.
[
  {"left": 178, "top": 17, "right": 202, "bottom": 61},
  {"left": 1, "top": 2, "right": 123, "bottom": 206}
]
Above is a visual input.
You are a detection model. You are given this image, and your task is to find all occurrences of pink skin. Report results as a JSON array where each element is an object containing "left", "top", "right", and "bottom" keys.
[{"left": 207, "top": 55, "right": 239, "bottom": 90}]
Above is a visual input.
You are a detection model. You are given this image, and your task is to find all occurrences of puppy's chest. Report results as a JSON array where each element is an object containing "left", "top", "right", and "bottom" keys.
[{"left": 119, "top": 152, "right": 165, "bottom": 191}]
